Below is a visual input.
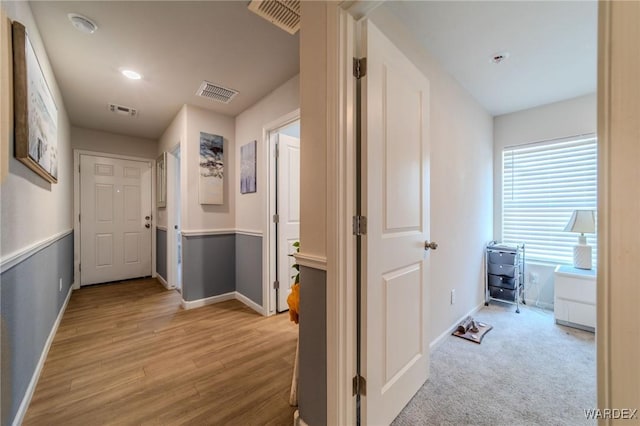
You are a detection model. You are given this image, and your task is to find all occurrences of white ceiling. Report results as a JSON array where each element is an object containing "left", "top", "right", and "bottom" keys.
[
  {"left": 384, "top": 1, "right": 597, "bottom": 116},
  {"left": 27, "top": 1, "right": 596, "bottom": 140},
  {"left": 29, "top": 1, "right": 300, "bottom": 140}
]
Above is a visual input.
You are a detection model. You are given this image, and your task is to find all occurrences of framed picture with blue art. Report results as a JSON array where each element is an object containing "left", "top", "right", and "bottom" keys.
[
  {"left": 240, "top": 140, "right": 257, "bottom": 194},
  {"left": 12, "top": 21, "right": 58, "bottom": 183},
  {"left": 199, "top": 132, "right": 224, "bottom": 205}
]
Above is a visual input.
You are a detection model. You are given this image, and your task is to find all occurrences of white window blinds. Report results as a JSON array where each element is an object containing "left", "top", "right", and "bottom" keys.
[{"left": 502, "top": 135, "right": 597, "bottom": 264}]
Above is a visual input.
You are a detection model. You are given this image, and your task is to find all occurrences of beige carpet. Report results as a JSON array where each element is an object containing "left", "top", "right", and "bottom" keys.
[{"left": 393, "top": 302, "right": 596, "bottom": 426}]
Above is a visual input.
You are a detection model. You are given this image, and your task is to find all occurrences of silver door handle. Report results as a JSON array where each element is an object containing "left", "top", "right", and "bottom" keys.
[{"left": 425, "top": 241, "right": 438, "bottom": 251}]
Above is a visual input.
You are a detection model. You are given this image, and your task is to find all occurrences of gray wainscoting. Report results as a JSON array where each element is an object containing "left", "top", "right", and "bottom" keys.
[
  {"left": 156, "top": 228, "right": 167, "bottom": 281},
  {"left": 1, "top": 232, "right": 74, "bottom": 425},
  {"left": 235, "top": 234, "right": 262, "bottom": 306},
  {"left": 298, "top": 266, "right": 327, "bottom": 426},
  {"left": 181, "top": 234, "right": 236, "bottom": 301}
]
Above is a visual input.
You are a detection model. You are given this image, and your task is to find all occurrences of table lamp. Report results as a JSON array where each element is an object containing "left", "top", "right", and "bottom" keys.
[{"left": 563, "top": 210, "right": 596, "bottom": 269}]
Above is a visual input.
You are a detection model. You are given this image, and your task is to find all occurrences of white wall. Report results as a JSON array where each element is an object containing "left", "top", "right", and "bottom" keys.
[
  {"left": 493, "top": 93, "right": 597, "bottom": 308},
  {"left": 368, "top": 7, "right": 494, "bottom": 345},
  {"left": 300, "top": 2, "right": 328, "bottom": 259},
  {"left": 234, "top": 74, "right": 299, "bottom": 233},
  {"left": 71, "top": 127, "right": 158, "bottom": 160},
  {"left": 183, "top": 105, "right": 235, "bottom": 232},
  {"left": 1, "top": 1, "right": 72, "bottom": 258}
]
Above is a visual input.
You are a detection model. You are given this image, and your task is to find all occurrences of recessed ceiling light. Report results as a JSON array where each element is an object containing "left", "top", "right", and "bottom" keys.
[
  {"left": 491, "top": 51, "right": 510, "bottom": 64},
  {"left": 121, "top": 69, "right": 142, "bottom": 80},
  {"left": 67, "top": 13, "right": 98, "bottom": 34}
]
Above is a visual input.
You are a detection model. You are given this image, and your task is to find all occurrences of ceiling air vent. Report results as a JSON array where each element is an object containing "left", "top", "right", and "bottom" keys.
[
  {"left": 108, "top": 103, "right": 137, "bottom": 117},
  {"left": 196, "top": 81, "right": 239, "bottom": 104},
  {"left": 248, "top": 0, "right": 300, "bottom": 35}
]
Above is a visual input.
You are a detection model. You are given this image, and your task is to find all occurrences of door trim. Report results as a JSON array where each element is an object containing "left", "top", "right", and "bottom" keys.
[
  {"left": 166, "top": 143, "right": 180, "bottom": 291},
  {"left": 326, "top": 4, "right": 358, "bottom": 425},
  {"left": 264, "top": 109, "right": 300, "bottom": 316},
  {"left": 73, "top": 149, "right": 156, "bottom": 290}
]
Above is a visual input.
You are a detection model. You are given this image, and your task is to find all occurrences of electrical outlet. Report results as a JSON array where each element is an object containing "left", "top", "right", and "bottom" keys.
[
  {"left": 450, "top": 289, "right": 456, "bottom": 305},
  {"left": 59, "top": 278, "right": 62, "bottom": 291}
]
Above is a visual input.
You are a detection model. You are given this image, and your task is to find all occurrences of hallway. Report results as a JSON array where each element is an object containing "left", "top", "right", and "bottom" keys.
[{"left": 24, "top": 278, "right": 298, "bottom": 425}]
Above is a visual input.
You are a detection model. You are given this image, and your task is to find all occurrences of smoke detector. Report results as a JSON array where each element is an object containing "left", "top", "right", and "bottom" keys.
[
  {"left": 67, "top": 13, "right": 98, "bottom": 34},
  {"left": 108, "top": 103, "right": 138, "bottom": 117},
  {"left": 196, "top": 81, "right": 239, "bottom": 104},
  {"left": 248, "top": 0, "right": 300, "bottom": 35}
]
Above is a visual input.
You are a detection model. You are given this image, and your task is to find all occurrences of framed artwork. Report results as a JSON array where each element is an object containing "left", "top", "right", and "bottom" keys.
[
  {"left": 199, "top": 132, "right": 224, "bottom": 205},
  {"left": 240, "top": 140, "right": 256, "bottom": 194},
  {"left": 12, "top": 21, "right": 58, "bottom": 183},
  {"left": 156, "top": 152, "right": 167, "bottom": 208}
]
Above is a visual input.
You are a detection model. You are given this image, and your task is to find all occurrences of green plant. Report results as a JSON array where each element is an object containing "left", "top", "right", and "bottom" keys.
[{"left": 289, "top": 241, "right": 300, "bottom": 284}]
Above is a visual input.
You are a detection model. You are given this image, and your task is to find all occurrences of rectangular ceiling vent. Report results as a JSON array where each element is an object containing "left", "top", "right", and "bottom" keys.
[
  {"left": 108, "top": 103, "right": 137, "bottom": 117},
  {"left": 248, "top": 0, "right": 300, "bottom": 35},
  {"left": 196, "top": 81, "right": 239, "bottom": 104}
]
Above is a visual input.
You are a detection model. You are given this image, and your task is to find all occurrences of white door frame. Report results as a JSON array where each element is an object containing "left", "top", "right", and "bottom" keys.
[
  {"left": 325, "top": 4, "right": 358, "bottom": 425},
  {"left": 73, "top": 149, "right": 156, "bottom": 290},
  {"left": 263, "top": 109, "right": 300, "bottom": 316},
  {"left": 324, "top": 2, "right": 404, "bottom": 425},
  {"left": 166, "top": 143, "right": 181, "bottom": 291}
]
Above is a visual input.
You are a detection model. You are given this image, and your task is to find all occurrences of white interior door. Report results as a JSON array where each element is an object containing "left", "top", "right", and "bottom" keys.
[
  {"left": 277, "top": 133, "right": 301, "bottom": 312},
  {"left": 360, "top": 19, "right": 431, "bottom": 425},
  {"left": 80, "top": 154, "right": 152, "bottom": 285}
]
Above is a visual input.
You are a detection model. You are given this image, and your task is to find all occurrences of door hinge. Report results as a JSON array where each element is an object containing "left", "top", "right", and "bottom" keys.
[
  {"left": 274, "top": 144, "right": 279, "bottom": 158},
  {"left": 353, "top": 57, "right": 367, "bottom": 79},
  {"left": 273, "top": 280, "right": 280, "bottom": 290},
  {"left": 79, "top": 263, "right": 81, "bottom": 272},
  {"left": 273, "top": 214, "right": 279, "bottom": 224},
  {"left": 352, "top": 215, "right": 367, "bottom": 236},
  {"left": 353, "top": 375, "right": 366, "bottom": 396},
  {"left": 78, "top": 164, "right": 81, "bottom": 173},
  {"left": 78, "top": 214, "right": 81, "bottom": 223}
]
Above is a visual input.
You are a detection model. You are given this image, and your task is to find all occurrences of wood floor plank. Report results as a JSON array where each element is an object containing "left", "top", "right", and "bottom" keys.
[{"left": 23, "top": 278, "right": 298, "bottom": 425}]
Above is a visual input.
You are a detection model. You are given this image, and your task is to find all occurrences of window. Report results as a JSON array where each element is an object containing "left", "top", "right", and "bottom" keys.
[{"left": 502, "top": 135, "right": 597, "bottom": 264}]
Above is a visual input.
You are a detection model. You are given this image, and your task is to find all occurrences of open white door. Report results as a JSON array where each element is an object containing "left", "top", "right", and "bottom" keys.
[
  {"left": 80, "top": 154, "right": 152, "bottom": 285},
  {"left": 277, "top": 133, "right": 301, "bottom": 312},
  {"left": 360, "top": 19, "right": 431, "bottom": 425}
]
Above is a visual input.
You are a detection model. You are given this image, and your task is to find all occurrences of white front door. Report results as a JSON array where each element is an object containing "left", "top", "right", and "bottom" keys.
[
  {"left": 80, "top": 154, "right": 152, "bottom": 285},
  {"left": 360, "top": 19, "right": 431, "bottom": 425},
  {"left": 277, "top": 133, "right": 301, "bottom": 312}
]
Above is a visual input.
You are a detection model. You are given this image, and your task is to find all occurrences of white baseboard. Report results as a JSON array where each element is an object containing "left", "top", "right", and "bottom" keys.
[
  {"left": 155, "top": 274, "right": 172, "bottom": 290},
  {"left": 180, "top": 291, "right": 266, "bottom": 315},
  {"left": 429, "top": 302, "right": 484, "bottom": 352},
  {"left": 181, "top": 292, "right": 236, "bottom": 310},
  {"left": 235, "top": 291, "right": 265, "bottom": 315},
  {"left": 293, "top": 410, "right": 308, "bottom": 426},
  {"left": 12, "top": 285, "right": 73, "bottom": 426},
  {"left": 524, "top": 298, "right": 554, "bottom": 311}
]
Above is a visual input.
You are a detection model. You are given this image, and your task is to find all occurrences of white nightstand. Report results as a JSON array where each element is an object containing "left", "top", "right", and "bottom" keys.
[{"left": 554, "top": 265, "right": 596, "bottom": 332}]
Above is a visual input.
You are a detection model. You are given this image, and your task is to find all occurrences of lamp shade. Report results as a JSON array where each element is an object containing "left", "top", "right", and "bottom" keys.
[{"left": 563, "top": 210, "right": 595, "bottom": 234}]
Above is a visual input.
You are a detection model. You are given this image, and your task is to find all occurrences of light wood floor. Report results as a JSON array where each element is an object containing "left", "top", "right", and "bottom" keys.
[{"left": 24, "top": 278, "right": 298, "bottom": 425}]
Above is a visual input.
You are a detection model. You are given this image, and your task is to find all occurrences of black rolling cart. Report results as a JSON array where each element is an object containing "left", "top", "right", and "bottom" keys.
[{"left": 485, "top": 241, "right": 525, "bottom": 313}]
